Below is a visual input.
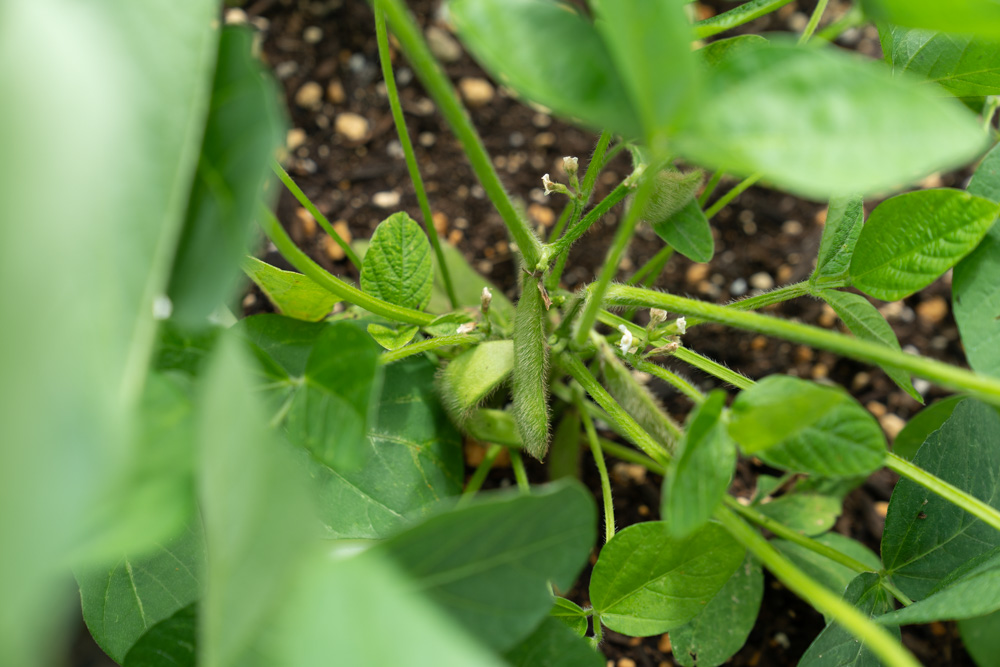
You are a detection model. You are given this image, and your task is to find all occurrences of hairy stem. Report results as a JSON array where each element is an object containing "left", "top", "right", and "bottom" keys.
[
  {"left": 704, "top": 174, "right": 761, "bottom": 220},
  {"left": 374, "top": 3, "right": 457, "bottom": 308},
  {"left": 511, "top": 450, "right": 530, "bottom": 492},
  {"left": 376, "top": 0, "right": 542, "bottom": 267},
  {"left": 379, "top": 334, "right": 478, "bottom": 364},
  {"left": 634, "top": 360, "right": 706, "bottom": 404},
  {"left": 577, "top": 390, "right": 616, "bottom": 543},
  {"left": 672, "top": 346, "right": 755, "bottom": 391},
  {"left": 549, "top": 181, "right": 631, "bottom": 259}
]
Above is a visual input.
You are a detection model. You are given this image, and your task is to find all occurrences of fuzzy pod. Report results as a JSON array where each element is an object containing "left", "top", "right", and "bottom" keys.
[
  {"left": 599, "top": 343, "right": 680, "bottom": 452},
  {"left": 512, "top": 275, "right": 551, "bottom": 460},
  {"left": 640, "top": 169, "right": 703, "bottom": 225},
  {"left": 437, "top": 340, "right": 514, "bottom": 425}
]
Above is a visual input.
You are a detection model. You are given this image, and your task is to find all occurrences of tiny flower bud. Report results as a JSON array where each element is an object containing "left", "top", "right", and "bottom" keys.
[
  {"left": 481, "top": 286, "right": 493, "bottom": 312},
  {"left": 617, "top": 325, "right": 634, "bottom": 355},
  {"left": 562, "top": 156, "right": 579, "bottom": 177},
  {"left": 542, "top": 173, "right": 569, "bottom": 196},
  {"left": 675, "top": 317, "right": 687, "bottom": 335},
  {"left": 456, "top": 321, "right": 476, "bottom": 334},
  {"left": 649, "top": 308, "right": 668, "bottom": 327}
]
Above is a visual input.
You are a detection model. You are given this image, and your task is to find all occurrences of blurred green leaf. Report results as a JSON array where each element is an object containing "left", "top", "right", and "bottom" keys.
[
  {"left": 367, "top": 323, "right": 419, "bottom": 350},
  {"left": 674, "top": 40, "right": 987, "bottom": 198},
  {"left": 774, "top": 533, "right": 881, "bottom": 600},
  {"left": 879, "top": 549, "right": 1000, "bottom": 624},
  {"left": 850, "top": 189, "right": 998, "bottom": 301},
  {"left": 590, "top": 521, "right": 745, "bottom": 636},
  {"left": 755, "top": 493, "right": 842, "bottom": 536},
  {"left": 799, "top": 573, "right": 898, "bottom": 666},
  {"left": 861, "top": 0, "right": 1000, "bottom": 38},
  {"left": 698, "top": 34, "right": 769, "bottom": 69},
  {"left": 882, "top": 399, "right": 1000, "bottom": 599},
  {"left": 548, "top": 410, "right": 582, "bottom": 481},
  {"left": 881, "top": 25, "right": 1000, "bottom": 98},
  {"left": 77, "top": 523, "right": 203, "bottom": 663},
  {"left": 448, "top": 0, "right": 641, "bottom": 138},
  {"left": 550, "top": 597, "right": 589, "bottom": 637},
  {"left": 505, "top": 617, "right": 604, "bottom": 667},
  {"left": 378, "top": 481, "right": 596, "bottom": 651},
  {"left": 821, "top": 290, "right": 921, "bottom": 402},
  {"left": 361, "top": 212, "right": 434, "bottom": 311},
  {"left": 236, "top": 313, "right": 327, "bottom": 381},
  {"left": 123, "top": 604, "right": 197, "bottom": 667},
  {"left": 662, "top": 391, "right": 736, "bottom": 537},
  {"left": 811, "top": 195, "right": 864, "bottom": 288},
  {"left": 168, "top": 27, "right": 285, "bottom": 325},
  {"left": 892, "top": 395, "right": 963, "bottom": 460},
  {"left": 242, "top": 256, "right": 339, "bottom": 322},
  {"left": 959, "top": 609, "right": 1000, "bottom": 667},
  {"left": 671, "top": 555, "right": 763, "bottom": 667}
]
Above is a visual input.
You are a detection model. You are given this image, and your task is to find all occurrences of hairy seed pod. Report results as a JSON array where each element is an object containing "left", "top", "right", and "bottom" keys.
[
  {"left": 437, "top": 340, "right": 514, "bottom": 426},
  {"left": 640, "top": 169, "right": 704, "bottom": 225},
  {"left": 599, "top": 342, "right": 680, "bottom": 452},
  {"left": 513, "top": 275, "right": 551, "bottom": 460}
]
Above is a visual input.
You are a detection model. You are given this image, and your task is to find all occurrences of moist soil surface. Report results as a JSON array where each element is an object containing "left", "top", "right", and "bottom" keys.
[{"left": 73, "top": 1, "right": 978, "bottom": 665}]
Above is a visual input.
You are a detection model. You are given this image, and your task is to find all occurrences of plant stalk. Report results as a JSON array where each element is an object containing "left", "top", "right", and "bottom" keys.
[
  {"left": 460, "top": 443, "right": 503, "bottom": 502},
  {"left": 673, "top": 346, "right": 755, "bottom": 391},
  {"left": 379, "top": 334, "right": 478, "bottom": 364},
  {"left": 704, "top": 174, "right": 760, "bottom": 220},
  {"left": 634, "top": 360, "right": 706, "bottom": 404},
  {"left": 694, "top": 0, "right": 797, "bottom": 39},
  {"left": 798, "top": 0, "right": 830, "bottom": 44},
  {"left": 576, "top": 390, "right": 616, "bottom": 543}
]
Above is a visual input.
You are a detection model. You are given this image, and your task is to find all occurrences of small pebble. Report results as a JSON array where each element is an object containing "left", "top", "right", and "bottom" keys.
[
  {"left": 286, "top": 128, "right": 307, "bottom": 151},
  {"left": 459, "top": 77, "right": 495, "bottom": 106},
  {"left": 418, "top": 131, "right": 436, "bottom": 147},
  {"left": 294, "top": 206, "right": 317, "bottom": 239},
  {"left": 852, "top": 372, "right": 871, "bottom": 391},
  {"left": 224, "top": 8, "right": 248, "bottom": 25},
  {"left": 327, "top": 80, "right": 346, "bottom": 104},
  {"left": 811, "top": 363, "right": 829, "bottom": 380},
  {"left": 322, "top": 221, "right": 353, "bottom": 261},
  {"left": 730, "top": 277, "right": 748, "bottom": 296},
  {"left": 532, "top": 112, "right": 551, "bottom": 128},
  {"left": 528, "top": 203, "right": 556, "bottom": 227},
  {"left": 913, "top": 378, "right": 931, "bottom": 395},
  {"left": 874, "top": 500, "right": 889, "bottom": 517},
  {"left": 867, "top": 401, "right": 887, "bottom": 418},
  {"left": 303, "top": 26, "right": 323, "bottom": 44},
  {"left": 410, "top": 97, "right": 435, "bottom": 116},
  {"left": 386, "top": 140, "right": 404, "bottom": 159},
  {"left": 750, "top": 271, "right": 774, "bottom": 290},
  {"left": 335, "top": 112, "right": 370, "bottom": 142},
  {"left": 425, "top": 25, "right": 463, "bottom": 62},
  {"left": 782, "top": 220, "right": 803, "bottom": 235},
  {"left": 611, "top": 462, "right": 647, "bottom": 485},
  {"left": 274, "top": 61, "right": 298, "bottom": 79},
  {"left": 432, "top": 211, "right": 448, "bottom": 234},
  {"left": 776, "top": 264, "right": 794, "bottom": 284},
  {"left": 819, "top": 304, "right": 837, "bottom": 327},
  {"left": 686, "top": 263, "right": 710, "bottom": 284},
  {"left": 880, "top": 414, "right": 906, "bottom": 440},
  {"left": 617, "top": 659, "right": 637, "bottom": 667},
  {"left": 658, "top": 633, "right": 672, "bottom": 653},
  {"left": 372, "top": 190, "right": 401, "bottom": 208},
  {"left": 916, "top": 296, "right": 948, "bottom": 325},
  {"left": 295, "top": 81, "right": 323, "bottom": 109}
]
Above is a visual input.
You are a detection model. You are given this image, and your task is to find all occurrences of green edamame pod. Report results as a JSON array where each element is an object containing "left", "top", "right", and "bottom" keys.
[{"left": 513, "top": 274, "right": 551, "bottom": 460}]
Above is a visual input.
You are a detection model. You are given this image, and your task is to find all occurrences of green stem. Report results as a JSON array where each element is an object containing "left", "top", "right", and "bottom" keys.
[
  {"left": 547, "top": 201, "right": 576, "bottom": 244},
  {"left": 698, "top": 169, "right": 724, "bottom": 207},
  {"left": 576, "top": 130, "right": 614, "bottom": 210},
  {"left": 715, "top": 506, "right": 921, "bottom": 667},
  {"left": 694, "top": 0, "right": 796, "bottom": 39},
  {"left": 684, "top": 281, "right": 812, "bottom": 328},
  {"left": 885, "top": 452, "right": 1000, "bottom": 533},
  {"left": 672, "top": 346, "right": 755, "bottom": 391},
  {"left": 511, "top": 450, "right": 530, "bottom": 492},
  {"left": 573, "top": 171, "right": 656, "bottom": 347},
  {"left": 628, "top": 246, "right": 674, "bottom": 286},
  {"left": 379, "top": 334, "right": 478, "bottom": 364},
  {"left": 597, "top": 437, "right": 666, "bottom": 475},
  {"left": 605, "top": 285, "right": 1000, "bottom": 406},
  {"left": 377, "top": 0, "right": 542, "bottom": 267},
  {"left": 576, "top": 390, "right": 616, "bottom": 543},
  {"left": 814, "top": 3, "right": 863, "bottom": 43},
  {"left": 704, "top": 174, "right": 760, "bottom": 220},
  {"left": 460, "top": 443, "right": 503, "bottom": 501},
  {"left": 271, "top": 160, "right": 363, "bottom": 270},
  {"left": 258, "top": 205, "right": 434, "bottom": 325},
  {"left": 634, "top": 360, "right": 706, "bottom": 404},
  {"left": 559, "top": 352, "right": 671, "bottom": 466},
  {"left": 549, "top": 181, "right": 631, "bottom": 259},
  {"left": 374, "top": 4, "right": 457, "bottom": 309},
  {"left": 798, "top": 0, "right": 830, "bottom": 44}
]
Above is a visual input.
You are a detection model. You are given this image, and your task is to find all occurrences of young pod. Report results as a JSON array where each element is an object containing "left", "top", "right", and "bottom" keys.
[
  {"left": 512, "top": 275, "right": 551, "bottom": 460},
  {"left": 437, "top": 340, "right": 514, "bottom": 426}
]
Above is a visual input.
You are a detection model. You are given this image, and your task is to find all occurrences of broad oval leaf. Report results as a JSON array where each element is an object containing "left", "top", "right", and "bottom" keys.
[
  {"left": 674, "top": 40, "right": 987, "bottom": 199},
  {"left": 729, "top": 376, "right": 886, "bottom": 478},
  {"left": 361, "top": 211, "right": 434, "bottom": 311},
  {"left": 648, "top": 173, "right": 715, "bottom": 264},
  {"left": 959, "top": 609, "right": 1000, "bottom": 667},
  {"left": 954, "top": 144, "right": 1000, "bottom": 377},
  {"left": 242, "top": 256, "right": 339, "bottom": 322},
  {"left": 438, "top": 340, "right": 514, "bottom": 424},
  {"left": 504, "top": 617, "right": 604, "bottom": 667},
  {"left": 123, "top": 604, "right": 197, "bottom": 667},
  {"left": 448, "top": 0, "right": 641, "bottom": 138},
  {"left": 798, "top": 573, "right": 898, "bottom": 667},
  {"left": 882, "top": 399, "right": 1000, "bottom": 599},
  {"left": 366, "top": 323, "right": 419, "bottom": 350},
  {"left": 698, "top": 34, "right": 769, "bottom": 69},
  {"left": 879, "top": 553, "right": 1000, "bottom": 625},
  {"left": 774, "top": 533, "right": 881, "bottom": 598},
  {"left": 811, "top": 195, "right": 864, "bottom": 288},
  {"left": 662, "top": 390, "right": 736, "bottom": 537},
  {"left": 670, "top": 555, "right": 763, "bottom": 667},
  {"left": 850, "top": 188, "right": 999, "bottom": 301},
  {"left": 882, "top": 25, "right": 1000, "bottom": 98},
  {"left": 377, "top": 481, "right": 596, "bottom": 651},
  {"left": 892, "top": 395, "right": 963, "bottom": 460},
  {"left": 755, "top": 493, "right": 842, "bottom": 537},
  {"left": 861, "top": 0, "right": 1000, "bottom": 39},
  {"left": 77, "top": 524, "right": 204, "bottom": 663},
  {"left": 821, "top": 289, "right": 920, "bottom": 401},
  {"left": 550, "top": 597, "right": 588, "bottom": 637},
  {"left": 589, "top": 521, "right": 745, "bottom": 636}
]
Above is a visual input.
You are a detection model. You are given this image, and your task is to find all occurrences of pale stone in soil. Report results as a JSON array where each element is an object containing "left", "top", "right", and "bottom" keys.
[{"left": 335, "top": 112, "right": 370, "bottom": 142}]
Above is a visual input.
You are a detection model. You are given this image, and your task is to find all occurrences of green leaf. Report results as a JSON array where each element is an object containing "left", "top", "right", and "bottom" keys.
[
  {"left": 755, "top": 493, "right": 842, "bottom": 536},
  {"left": 155, "top": 322, "right": 219, "bottom": 377},
  {"left": 438, "top": 340, "right": 514, "bottom": 423},
  {"left": 670, "top": 555, "right": 764, "bottom": 667},
  {"left": 504, "top": 617, "right": 604, "bottom": 667},
  {"left": 590, "top": 521, "right": 745, "bottom": 636},
  {"left": 197, "top": 339, "right": 315, "bottom": 667},
  {"left": 882, "top": 399, "right": 1000, "bottom": 599},
  {"left": 466, "top": 408, "right": 523, "bottom": 447},
  {"left": 879, "top": 552, "right": 1000, "bottom": 625},
  {"left": 650, "top": 198, "right": 714, "bottom": 263},
  {"left": 309, "top": 356, "right": 464, "bottom": 540},
  {"left": 882, "top": 25, "right": 1000, "bottom": 98},
  {"left": 448, "top": 0, "right": 641, "bottom": 138},
  {"left": 123, "top": 604, "right": 197, "bottom": 667},
  {"left": 271, "top": 551, "right": 508, "bottom": 667},
  {"left": 799, "top": 573, "right": 899, "bottom": 666},
  {"left": 242, "top": 256, "right": 339, "bottom": 322},
  {"left": 850, "top": 189, "right": 999, "bottom": 301},
  {"left": 861, "top": 0, "right": 1000, "bottom": 39},
  {"left": 378, "top": 481, "right": 596, "bottom": 651},
  {"left": 236, "top": 314, "right": 327, "bottom": 381},
  {"left": 774, "top": 533, "right": 881, "bottom": 598},
  {"left": 698, "top": 34, "right": 769, "bottom": 69},
  {"left": 77, "top": 523, "right": 203, "bottom": 662},
  {"left": 366, "top": 323, "right": 419, "bottom": 350},
  {"left": 892, "top": 395, "right": 963, "bottom": 460},
  {"left": 361, "top": 212, "right": 434, "bottom": 311},
  {"left": 662, "top": 390, "right": 736, "bottom": 537},
  {"left": 729, "top": 376, "right": 886, "bottom": 478},
  {"left": 821, "top": 290, "right": 921, "bottom": 402},
  {"left": 167, "top": 27, "right": 285, "bottom": 325},
  {"left": 811, "top": 195, "right": 864, "bottom": 288},
  {"left": 283, "top": 322, "right": 383, "bottom": 470},
  {"left": 954, "top": 145, "right": 1000, "bottom": 377},
  {"left": 550, "top": 597, "right": 589, "bottom": 637},
  {"left": 959, "top": 609, "right": 1000, "bottom": 667},
  {"left": 588, "top": 0, "right": 696, "bottom": 142},
  {"left": 548, "top": 410, "right": 583, "bottom": 481},
  {"left": 422, "top": 311, "right": 475, "bottom": 338},
  {"left": 674, "top": 40, "right": 987, "bottom": 199}
]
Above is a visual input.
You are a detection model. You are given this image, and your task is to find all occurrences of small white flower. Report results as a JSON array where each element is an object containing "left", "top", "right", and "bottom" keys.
[
  {"left": 152, "top": 295, "right": 173, "bottom": 320},
  {"left": 481, "top": 286, "right": 493, "bottom": 310},
  {"left": 675, "top": 316, "right": 687, "bottom": 335},
  {"left": 456, "top": 321, "right": 477, "bottom": 334},
  {"left": 649, "top": 308, "right": 668, "bottom": 327},
  {"left": 542, "top": 173, "right": 557, "bottom": 195},
  {"left": 562, "top": 156, "right": 579, "bottom": 176},
  {"left": 617, "top": 325, "right": 634, "bottom": 355}
]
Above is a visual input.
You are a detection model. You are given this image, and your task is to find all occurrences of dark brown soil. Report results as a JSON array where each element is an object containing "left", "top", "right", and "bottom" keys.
[{"left": 71, "top": 0, "right": 978, "bottom": 664}]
